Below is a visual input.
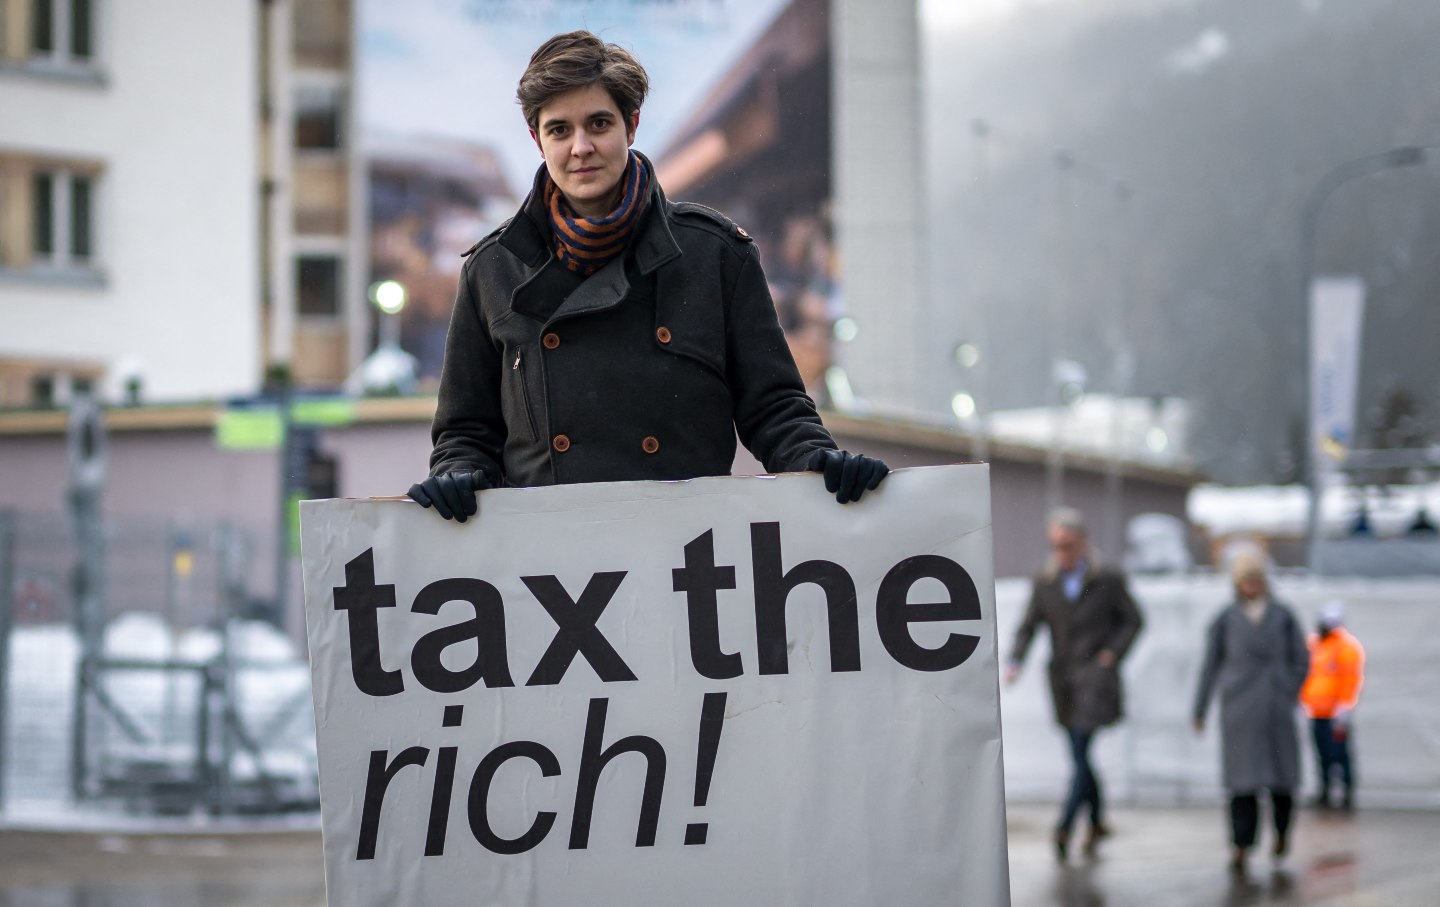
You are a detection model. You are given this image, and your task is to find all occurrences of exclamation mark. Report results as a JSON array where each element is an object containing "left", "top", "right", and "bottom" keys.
[{"left": 684, "top": 691, "right": 728, "bottom": 845}]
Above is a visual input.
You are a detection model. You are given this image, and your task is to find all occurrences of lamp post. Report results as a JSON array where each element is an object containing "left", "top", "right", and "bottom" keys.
[
  {"left": 1301, "top": 146, "right": 1437, "bottom": 570},
  {"left": 969, "top": 118, "right": 992, "bottom": 464},
  {"left": 1045, "top": 151, "right": 1077, "bottom": 513},
  {"left": 1103, "top": 180, "right": 1135, "bottom": 560}
]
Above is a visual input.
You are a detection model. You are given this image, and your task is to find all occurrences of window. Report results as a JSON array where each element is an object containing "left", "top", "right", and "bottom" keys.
[
  {"left": 293, "top": 0, "right": 349, "bottom": 69},
  {"left": 70, "top": 0, "right": 91, "bottom": 59},
  {"left": 31, "top": 172, "right": 54, "bottom": 257},
  {"left": 31, "top": 0, "right": 53, "bottom": 54},
  {"left": 28, "top": 168, "right": 94, "bottom": 265},
  {"left": 295, "top": 85, "right": 344, "bottom": 151},
  {"left": 0, "top": 155, "right": 101, "bottom": 276},
  {"left": 70, "top": 172, "right": 91, "bottom": 260},
  {"left": 30, "top": 374, "right": 54, "bottom": 408},
  {"left": 296, "top": 255, "right": 340, "bottom": 316},
  {"left": 15, "top": 0, "right": 96, "bottom": 67}
]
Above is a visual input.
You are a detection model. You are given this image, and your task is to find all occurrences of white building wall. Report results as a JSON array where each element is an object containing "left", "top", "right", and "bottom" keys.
[{"left": 0, "top": 0, "right": 259, "bottom": 402}]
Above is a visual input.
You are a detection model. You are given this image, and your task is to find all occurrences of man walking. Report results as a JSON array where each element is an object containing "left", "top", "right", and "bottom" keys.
[
  {"left": 1300, "top": 600, "right": 1365, "bottom": 810},
  {"left": 1006, "top": 507, "right": 1144, "bottom": 861}
]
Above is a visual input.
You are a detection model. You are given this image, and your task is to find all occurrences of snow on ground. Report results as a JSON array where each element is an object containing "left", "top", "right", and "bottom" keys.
[{"left": 2, "top": 615, "right": 316, "bottom": 822}]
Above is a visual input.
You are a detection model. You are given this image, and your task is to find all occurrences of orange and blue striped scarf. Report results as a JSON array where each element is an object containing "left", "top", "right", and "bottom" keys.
[{"left": 545, "top": 151, "right": 649, "bottom": 277}]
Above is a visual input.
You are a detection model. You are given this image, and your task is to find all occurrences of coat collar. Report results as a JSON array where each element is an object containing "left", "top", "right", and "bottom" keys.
[
  {"left": 499, "top": 151, "right": 682, "bottom": 292},
  {"left": 1041, "top": 554, "right": 1103, "bottom": 586}
]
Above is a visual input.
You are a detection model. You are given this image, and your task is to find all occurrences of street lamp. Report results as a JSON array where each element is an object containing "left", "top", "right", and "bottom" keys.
[
  {"left": 968, "top": 118, "right": 993, "bottom": 464},
  {"left": 369, "top": 279, "right": 407, "bottom": 342},
  {"left": 358, "top": 279, "right": 418, "bottom": 396},
  {"left": 1301, "top": 146, "right": 1437, "bottom": 569},
  {"left": 951, "top": 341, "right": 982, "bottom": 449}
]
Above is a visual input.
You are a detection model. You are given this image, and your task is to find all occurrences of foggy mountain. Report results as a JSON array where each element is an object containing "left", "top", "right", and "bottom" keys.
[{"left": 925, "top": 0, "right": 1440, "bottom": 484}]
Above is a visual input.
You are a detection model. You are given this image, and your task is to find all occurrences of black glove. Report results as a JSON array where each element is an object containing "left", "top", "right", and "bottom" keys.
[
  {"left": 408, "top": 469, "right": 491, "bottom": 522},
  {"left": 808, "top": 449, "right": 889, "bottom": 504}
]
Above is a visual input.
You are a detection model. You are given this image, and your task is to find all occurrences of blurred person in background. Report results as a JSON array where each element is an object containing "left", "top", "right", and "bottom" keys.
[
  {"left": 1192, "top": 551, "right": 1310, "bottom": 874},
  {"left": 1006, "top": 507, "right": 1144, "bottom": 863},
  {"left": 408, "top": 30, "right": 886, "bottom": 520},
  {"left": 1300, "top": 600, "right": 1365, "bottom": 811}
]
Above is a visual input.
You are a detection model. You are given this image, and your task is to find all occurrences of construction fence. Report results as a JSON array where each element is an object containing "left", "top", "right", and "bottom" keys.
[{"left": 0, "top": 510, "right": 317, "bottom": 821}]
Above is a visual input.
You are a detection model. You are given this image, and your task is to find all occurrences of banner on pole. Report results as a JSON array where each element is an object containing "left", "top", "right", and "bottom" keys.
[
  {"left": 1309, "top": 274, "right": 1366, "bottom": 477},
  {"left": 300, "top": 465, "right": 1009, "bottom": 906}
]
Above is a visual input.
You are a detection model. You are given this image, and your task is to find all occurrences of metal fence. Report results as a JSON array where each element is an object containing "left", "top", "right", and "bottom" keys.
[{"left": 0, "top": 510, "right": 318, "bottom": 820}]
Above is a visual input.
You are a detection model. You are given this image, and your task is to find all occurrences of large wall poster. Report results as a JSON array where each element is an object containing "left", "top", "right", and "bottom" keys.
[{"left": 361, "top": 0, "right": 838, "bottom": 393}]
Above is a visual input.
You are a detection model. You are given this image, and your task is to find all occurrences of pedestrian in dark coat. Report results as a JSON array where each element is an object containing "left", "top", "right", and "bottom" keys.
[
  {"left": 1006, "top": 507, "right": 1144, "bottom": 862},
  {"left": 408, "top": 31, "right": 887, "bottom": 518},
  {"left": 1192, "top": 550, "right": 1310, "bottom": 874}
]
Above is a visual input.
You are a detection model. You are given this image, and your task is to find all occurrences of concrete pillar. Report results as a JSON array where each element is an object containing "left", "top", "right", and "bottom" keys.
[{"left": 830, "top": 0, "right": 927, "bottom": 413}]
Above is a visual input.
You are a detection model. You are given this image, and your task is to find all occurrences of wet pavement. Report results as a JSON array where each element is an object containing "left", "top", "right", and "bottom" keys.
[
  {"left": 1007, "top": 802, "right": 1440, "bottom": 907},
  {"left": 0, "top": 822, "right": 325, "bottom": 907},
  {"left": 0, "top": 804, "right": 1435, "bottom": 905}
]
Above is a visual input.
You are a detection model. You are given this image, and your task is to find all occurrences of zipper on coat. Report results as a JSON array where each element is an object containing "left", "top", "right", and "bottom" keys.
[{"left": 512, "top": 350, "right": 539, "bottom": 441}]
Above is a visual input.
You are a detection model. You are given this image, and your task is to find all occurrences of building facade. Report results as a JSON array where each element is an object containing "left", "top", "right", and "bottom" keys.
[
  {"left": 0, "top": 0, "right": 369, "bottom": 408},
  {"left": 261, "top": 0, "right": 366, "bottom": 391},
  {"left": 0, "top": 0, "right": 259, "bottom": 405}
]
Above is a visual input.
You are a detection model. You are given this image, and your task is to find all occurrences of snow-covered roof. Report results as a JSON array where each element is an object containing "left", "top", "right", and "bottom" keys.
[{"left": 1189, "top": 480, "right": 1440, "bottom": 538}]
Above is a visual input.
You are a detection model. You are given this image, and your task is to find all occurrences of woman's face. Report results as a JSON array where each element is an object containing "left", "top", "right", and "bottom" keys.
[
  {"left": 532, "top": 83, "right": 638, "bottom": 219},
  {"left": 1236, "top": 574, "right": 1266, "bottom": 600}
]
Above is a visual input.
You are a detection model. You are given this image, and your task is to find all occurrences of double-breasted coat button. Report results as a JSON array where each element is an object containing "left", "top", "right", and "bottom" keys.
[
  {"left": 542, "top": 332, "right": 560, "bottom": 349},
  {"left": 655, "top": 326, "right": 672, "bottom": 344},
  {"left": 641, "top": 435, "right": 660, "bottom": 454},
  {"left": 552, "top": 434, "right": 571, "bottom": 452}
]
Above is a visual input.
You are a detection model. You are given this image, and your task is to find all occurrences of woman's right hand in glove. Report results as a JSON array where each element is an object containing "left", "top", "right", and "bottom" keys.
[{"left": 408, "top": 469, "right": 491, "bottom": 522}]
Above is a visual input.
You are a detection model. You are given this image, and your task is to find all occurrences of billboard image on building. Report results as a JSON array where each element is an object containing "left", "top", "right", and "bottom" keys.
[{"left": 360, "top": 0, "right": 837, "bottom": 393}]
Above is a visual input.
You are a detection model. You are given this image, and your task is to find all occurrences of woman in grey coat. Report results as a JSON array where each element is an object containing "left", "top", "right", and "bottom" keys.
[{"left": 1192, "top": 551, "right": 1310, "bottom": 873}]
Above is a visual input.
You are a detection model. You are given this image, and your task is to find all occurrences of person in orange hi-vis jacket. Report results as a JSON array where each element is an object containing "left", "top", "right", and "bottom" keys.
[{"left": 1299, "top": 600, "right": 1365, "bottom": 810}]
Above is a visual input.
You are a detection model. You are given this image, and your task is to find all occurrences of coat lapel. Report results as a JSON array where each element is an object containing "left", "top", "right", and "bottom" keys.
[
  {"left": 500, "top": 156, "right": 681, "bottom": 326},
  {"left": 509, "top": 255, "right": 584, "bottom": 324},
  {"left": 543, "top": 253, "right": 631, "bottom": 324}
]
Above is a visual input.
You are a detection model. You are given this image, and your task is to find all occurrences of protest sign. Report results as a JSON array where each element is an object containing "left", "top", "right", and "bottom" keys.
[{"left": 300, "top": 465, "right": 1009, "bottom": 905}]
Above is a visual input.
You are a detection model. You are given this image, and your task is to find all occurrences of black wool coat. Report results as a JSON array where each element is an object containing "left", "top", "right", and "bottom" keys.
[
  {"left": 429, "top": 156, "right": 837, "bottom": 487},
  {"left": 1009, "top": 562, "right": 1145, "bottom": 731}
]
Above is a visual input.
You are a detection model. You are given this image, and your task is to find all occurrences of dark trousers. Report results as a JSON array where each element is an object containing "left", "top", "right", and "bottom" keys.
[
  {"left": 1230, "top": 790, "right": 1293, "bottom": 849},
  {"left": 1311, "top": 717, "right": 1354, "bottom": 797},
  {"left": 1058, "top": 727, "right": 1102, "bottom": 833}
]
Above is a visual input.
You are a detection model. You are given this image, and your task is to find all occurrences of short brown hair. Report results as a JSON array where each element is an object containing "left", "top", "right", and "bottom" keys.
[{"left": 517, "top": 31, "right": 650, "bottom": 132}]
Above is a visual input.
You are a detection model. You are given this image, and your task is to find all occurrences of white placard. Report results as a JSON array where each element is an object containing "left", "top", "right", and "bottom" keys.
[{"left": 300, "top": 465, "right": 1009, "bottom": 906}]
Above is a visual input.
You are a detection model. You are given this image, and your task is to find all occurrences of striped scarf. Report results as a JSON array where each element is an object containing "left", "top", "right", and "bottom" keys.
[{"left": 545, "top": 151, "right": 649, "bottom": 277}]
